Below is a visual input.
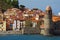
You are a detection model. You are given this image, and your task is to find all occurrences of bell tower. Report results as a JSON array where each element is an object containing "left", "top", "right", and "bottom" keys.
[{"left": 44, "top": 6, "right": 53, "bottom": 35}]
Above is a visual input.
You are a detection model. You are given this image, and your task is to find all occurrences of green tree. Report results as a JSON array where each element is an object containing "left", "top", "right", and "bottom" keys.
[
  {"left": 19, "top": 5, "right": 25, "bottom": 11},
  {"left": 0, "top": 0, "right": 19, "bottom": 12},
  {"left": 12, "top": 0, "right": 19, "bottom": 8}
]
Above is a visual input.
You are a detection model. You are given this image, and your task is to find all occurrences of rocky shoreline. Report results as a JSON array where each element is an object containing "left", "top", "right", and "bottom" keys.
[{"left": 0, "top": 31, "right": 23, "bottom": 35}]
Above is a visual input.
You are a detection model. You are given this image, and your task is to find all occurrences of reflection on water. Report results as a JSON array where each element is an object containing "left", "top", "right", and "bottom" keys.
[{"left": 0, "top": 35, "right": 60, "bottom": 40}]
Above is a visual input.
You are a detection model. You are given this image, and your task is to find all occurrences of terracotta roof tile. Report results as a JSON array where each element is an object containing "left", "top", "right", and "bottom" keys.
[{"left": 52, "top": 16, "right": 60, "bottom": 22}]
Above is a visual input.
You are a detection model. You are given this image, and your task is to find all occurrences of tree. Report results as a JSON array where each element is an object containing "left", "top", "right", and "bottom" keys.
[
  {"left": 19, "top": 5, "right": 25, "bottom": 11},
  {"left": 0, "top": 0, "right": 19, "bottom": 12},
  {"left": 12, "top": 0, "right": 19, "bottom": 8}
]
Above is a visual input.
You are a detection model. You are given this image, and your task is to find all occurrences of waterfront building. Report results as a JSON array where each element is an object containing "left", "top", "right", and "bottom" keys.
[
  {"left": 0, "top": 11, "right": 5, "bottom": 31},
  {"left": 52, "top": 15, "right": 60, "bottom": 35},
  {"left": 0, "top": 23, "right": 3, "bottom": 31},
  {"left": 0, "top": 6, "right": 59, "bottom": 35},
  {"left": 11, "top": 9, "right": 25, "bottom": 31},
  {"left": 2, "top": 21, "right": 6, "bottom": 31},
  {"left": 44, "top": 6, "right": 53, "bottom": 35},
  {"left": 13, "top": 20, "right": 25, "bottom": 31},
  {"left": 39, "top": 6, "right": 54, "bottom": 35},
  {"left": 13, "top": 20, "right": 16, "bottom": 31},
  {"left": 39, "top": 6, "right": 60, "bottom": 35},
  {"left": 0, "top": 21, "right": 6, "bottom": 31},
  {"left": 4, "top": 8, "right": 16, "bottom": 30}
]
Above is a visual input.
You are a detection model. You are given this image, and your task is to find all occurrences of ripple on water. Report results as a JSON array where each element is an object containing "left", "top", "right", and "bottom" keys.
[{"left": 0, "top": 35, "right": 60, "bottom": 40}]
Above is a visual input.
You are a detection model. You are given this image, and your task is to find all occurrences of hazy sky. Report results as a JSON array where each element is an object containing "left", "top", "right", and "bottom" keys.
[{"left": 18, "top": 0, "right": 60, "bottom": 15}]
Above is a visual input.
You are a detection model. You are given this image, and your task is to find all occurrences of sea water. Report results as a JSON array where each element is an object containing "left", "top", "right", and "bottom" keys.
[{"left": 0, "top": 35, "right": 60, "bottom": 40}]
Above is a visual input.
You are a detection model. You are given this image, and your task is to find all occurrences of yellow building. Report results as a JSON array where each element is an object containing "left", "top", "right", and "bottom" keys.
[
  {"left": 0, "top": 11, "right": 6, "bottom": 31},
  {"left": 0, "top": 21, "right": 6, "bottom": 31},
  {"left": 2, "top": 21, "right": 6, "bottom": 31}
]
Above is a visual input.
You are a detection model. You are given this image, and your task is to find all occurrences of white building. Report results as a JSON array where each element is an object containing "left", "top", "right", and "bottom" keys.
[{"left": 13, "top": 20, "right": 25, "bottom": 31}]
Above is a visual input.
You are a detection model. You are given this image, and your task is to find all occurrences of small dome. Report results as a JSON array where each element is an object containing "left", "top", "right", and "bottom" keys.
[{"left": 46, "top": 6, "right": 52, "bottom": 10}]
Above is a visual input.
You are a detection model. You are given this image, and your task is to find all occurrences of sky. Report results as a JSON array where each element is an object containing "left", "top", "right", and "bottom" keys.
[{"left": 18, "top": 0, "right": 60, "bottom": 15}]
